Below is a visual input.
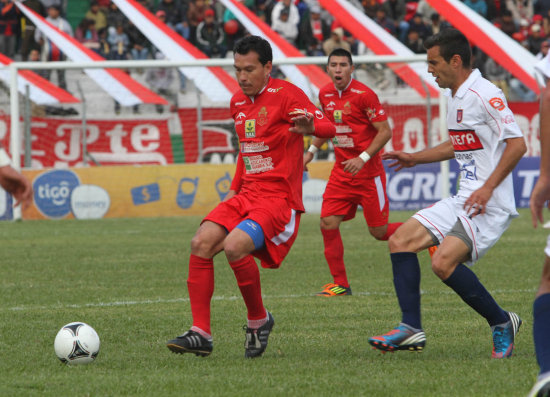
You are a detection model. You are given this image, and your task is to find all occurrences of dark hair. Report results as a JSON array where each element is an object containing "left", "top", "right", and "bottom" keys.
[
  {"left": 233, "top": 35, "right": 273, "bottom": 65},
  {"left": 424, "top": 28, "right": 471, "bottom": 68},
  {"left": 327, "top": 48, "right": 353, "bottom": 65}
]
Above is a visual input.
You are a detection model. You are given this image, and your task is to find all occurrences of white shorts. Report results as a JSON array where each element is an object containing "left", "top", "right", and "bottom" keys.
[
  {"left": 545, "top": 235, "right": 550, "bottom": 257},
  {"left": 413, "top": 195, "right": 516, "bottom": 265}
]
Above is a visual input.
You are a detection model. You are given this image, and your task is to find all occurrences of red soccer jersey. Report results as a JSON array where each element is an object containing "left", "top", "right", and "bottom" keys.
[
  {"left": 319, "top": 79, "right": 388, "bottom": 179},
  {"left": 230, "top": 77, "right": 335, "bottom": 212}
]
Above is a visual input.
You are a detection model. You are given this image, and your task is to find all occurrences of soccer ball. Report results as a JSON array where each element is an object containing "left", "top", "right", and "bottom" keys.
[{"left": 54, "top": 322, "right": 100, "bottom": 365}]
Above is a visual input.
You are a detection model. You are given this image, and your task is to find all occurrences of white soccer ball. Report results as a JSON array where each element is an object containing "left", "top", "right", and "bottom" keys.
[{"left": 54, "top": 322, "right": 100, "bottom": 365}]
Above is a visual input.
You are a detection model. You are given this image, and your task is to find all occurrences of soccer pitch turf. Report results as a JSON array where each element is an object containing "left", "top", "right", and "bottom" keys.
[{"left": 0, "top": 209, "right": 543, "bottom": 396}]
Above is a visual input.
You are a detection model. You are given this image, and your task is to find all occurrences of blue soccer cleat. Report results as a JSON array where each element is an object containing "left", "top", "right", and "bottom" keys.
[{"left": 491, "top": 311, "right": 522, "bottom": 359}]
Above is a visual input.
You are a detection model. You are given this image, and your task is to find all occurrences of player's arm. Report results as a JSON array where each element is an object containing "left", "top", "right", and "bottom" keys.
[
  {"left": 0, "top": 148, "right": 33, "bottom": 210},
  {"left": 227, "top": 152, "right": 244, "bottom": 199},
  {"left": 531, "top": 82, "right": 550, "bottom": 227},
  {"left": 289, "top": 110, "right": 335, "bottom": 138},
  {"left": 465, "top": 136, "right": 526, "bottom": 217},
  {"left": 342, "top": 119, "right": 392, "bottom": 176},
  {"left": 382, "top": 140, "right": 455, "bottom": 171},
  {"left": 304, "top": 136, "right": 329, "bottom": 170}
]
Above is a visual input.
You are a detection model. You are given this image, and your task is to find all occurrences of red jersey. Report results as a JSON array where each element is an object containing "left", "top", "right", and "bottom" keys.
[
  {"left": 319, "top": 79, "right": 388, "bottom": 179},
  {"left": 230, "top": 77, "right": 335, "bottom": 212}
]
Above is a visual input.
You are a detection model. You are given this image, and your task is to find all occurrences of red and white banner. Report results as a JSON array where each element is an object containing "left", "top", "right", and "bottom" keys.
[
  {"left": 17, "top": 2, "right": 167, "bottom": 107},
  {"left": 0, "top": 53, "right": 78, "bottom": 104},
  {"left": 427, "top": 0, "right": 539, "bottom": 94},
  {"left": 112, "top": 0, "right": 239, "bottom": 103},
  {"left": 218, "top": 0, "right": 331, "bottom": 99},
  {"left": 319, "top": 0, "right": 439, "bottom": 98},
  {"left": 0, "top": 116, "right": 173, "bottom": 168}
]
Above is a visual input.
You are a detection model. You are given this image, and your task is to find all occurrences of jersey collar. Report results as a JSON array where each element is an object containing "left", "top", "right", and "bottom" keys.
[
  {"left": 453, "top": 69, "right": 481, "bottom": 99},
  {"left": 248, "top": 76, "right": 271, "bottom": 103}
]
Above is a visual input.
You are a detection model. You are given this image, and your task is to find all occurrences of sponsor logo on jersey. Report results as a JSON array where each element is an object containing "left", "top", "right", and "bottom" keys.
[
  {"left": 267, "top": 87, "right": 283, "bottom": 93},
  {"left": 334, "top": 109, "right": 343, "bottom": 123},
  {"left": 457, "top": 109, "right": 463, "bottom": 123},
  {"left": 502, "top": 114, "right": 515, "bottom": 124},
  {"left": 449, "top": 129, "right": 483, "bottom": 152},
  {"left": 335, "top": 125, "right": 352, "bottom": 134},
  {"left": 489, "top": 97, "right": 506, "bottom": 111},
  {"left": 315, "top": 110, "right": 324, "bottom": 119},
  {"left": 243, "top": 155, "right": 274, "bottom": 173},
  {"left": 245, "top": 120, "right": 256, "bottom": 138},
  {"left": 241, "top": 141, "right": 269, "bottom": 153},
  {"left": 350, "top": 88, "right": 365, "bottom": 94},
  {"left": 324, "top": 101, "right": 336, "bottom": 111},
  {"left": 343, "top": 101, "right": 352, "bottom": 115},
  {"left": 332, "top": 135, "right": 354, "bottom": 148},
  {"left": 235, "top": 100, "right": 247, "bottom": 106},
  {"left": 257, "top": 107, "right": 268, "bottom": 126},
  {"left": 236, "top": 112, "right": 246, "bottom": 119},
  {"left": 324, "top": 93, "right": 335, "bottom": 97}
]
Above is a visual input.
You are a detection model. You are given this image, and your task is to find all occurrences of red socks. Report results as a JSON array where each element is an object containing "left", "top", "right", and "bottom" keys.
[
  {"left": 229, "top": 255, "right": 266, "bottom": 321},
  {"left": 321, "top": 228, "right": 348, "bottom": 287},
  {"left": 187, "top": 254, "right": 214, "bottom": 335}
]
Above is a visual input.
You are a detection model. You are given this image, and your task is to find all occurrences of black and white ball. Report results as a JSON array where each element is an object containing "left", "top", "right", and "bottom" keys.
[{"left": 54, "top": 322, "right": 100, "bottom": 365}]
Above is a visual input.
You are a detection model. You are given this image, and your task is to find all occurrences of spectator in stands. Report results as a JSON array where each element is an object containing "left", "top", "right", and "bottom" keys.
[
  {"left": 533, "top": 13, "right": 545, "bottom": 32},
  {"left": 271, "top": 0, "right": 300, "bottom": 44},
  {"left": 156, "top": 0, "right": 189, "bottom": 40},
  {"left": 362, "top": 0, "right": 380, "bottom": 19},
  {"left": 39, "top": 0, "right": 63, "bottom": 13},
  {"left": 106, "top": 2, "right": 127, "bottom": 31},
  {"left": 255, "top": 0, "right": 275, "bottom": 24},
  {"left": 416, "top": 0, "right": 436, "bottom": 24},
  {"left": 381, "top": 0, "right": 408, "bottom": 42},
  {"left": 464, "top": 0, "right": 488, "bottom": 18},
  {"left": 495, "top": 9, "right": 518, "bottom": 37},
  {"left": 322, "top": 27, "right": 351, "bottom": 55},
  {"left": 108, "top": 22, "right": 129, "bottom": 60},
  {"left": 374, "top": 7, "right": 396, "bottom": 36},
  {"left": 95, "top": 27, "right": 110, "bottom": 58},
  {"left": 535, "top": 0, "right": 550, "bottom": 17},
  {"left": 272, "top": 6, "right": 299, "bottom": 45},
  {"left": 85, "top": 1, "right": 107, "bottom": 32},
  {"left": 75, "top": 18, "right": 100, "bottom": 51},
  {"left": 537, "top": 38, "right": 550, "bottom": 59},
  {"left": 127, "top": 20, "right": 150, "bottom": 64},
  {"left": 26, "top": 48, "right": 48, "bottom": 79},
  {"left": 484, "top": 57, "right": 510, "bottom": 99},
  {"left": 188, "top": 0, "right": 209, "bottom": 45},
  {"left": 428, "top": 13, "right": 450, "bottom": 36},
  {"left": 299, "top": 4, "right": 330, "bottom": 56},
  {"left": 196, "top": 8, "right": 227, "bottom": 58},
  {"left": 34, "top": 5, "right": 72, "bottom": 90},
  {"left": 20, "top": 0, "right": 45, "bottom": 60},
  {"left": 96, "top": 0, "right": 110, "bottom": 14},
  {"left": 0, "top": 0, "right": 21, "bottom": 59},
  {"left": 505, "top": 0, "right": 534, "bottom": 27},
  {"left": 407, "top": 13, "right": 432, "bottom": 41},
  {"left": 405, "top": 29, "right": 426, "bottom": 53},
  {"left": 528, "top": 23, "right": 547, "bottom": 54}
]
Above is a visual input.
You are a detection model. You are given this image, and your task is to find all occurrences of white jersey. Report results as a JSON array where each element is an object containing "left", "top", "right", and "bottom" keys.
[{"left": 446, "top": 69, "right": 523, "bottom": 215}]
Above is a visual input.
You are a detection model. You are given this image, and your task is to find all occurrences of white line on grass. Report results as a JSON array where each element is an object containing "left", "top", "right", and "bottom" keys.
[{"left": 5, "top": 288, "right": 537, "bottom": 312}]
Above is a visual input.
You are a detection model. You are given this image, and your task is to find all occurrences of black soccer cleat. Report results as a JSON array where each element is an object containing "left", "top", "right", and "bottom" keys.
[
  {"left": 244, "top": 311, "right": 274, "bottom": 358},
  {"left": 166, "top": 330, "right": 213, "bottom": 357}
]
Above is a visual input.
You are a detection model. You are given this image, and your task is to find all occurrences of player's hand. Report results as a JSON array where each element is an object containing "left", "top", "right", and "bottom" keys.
[
  {"left": 381, "top": 151, "right": 416, "bottom": 171},
  {"left": 303, "top": 151, "right": 314, "bottom": 171},
  {"left": 464, "top": 185, "right": 492, "bottom": 218},
  {"left": 223, "top": 189, "right": 237, "bottom": 202},
  {"left": 289, "top": 110, "right": 315, "bottom": 135},
  {"left": 530, "top": 175, "right": 550, "bottom": 228},
  {"left": 0, "top": 166, "right": 33, "bottom": 210},
  {"left": 342, "top": 157, "right": 366, "bottom": 176}
]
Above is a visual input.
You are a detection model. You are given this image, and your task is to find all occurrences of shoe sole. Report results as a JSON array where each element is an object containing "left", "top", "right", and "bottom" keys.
[
  {"left": 315, "top": 292, "right": 352, "bottom": 297},
  {"left": 368, "top": 331, "right": 426, "bottom": 353},
  {"left": 166, "top": 343, "right": 212, "bottom": 357}
]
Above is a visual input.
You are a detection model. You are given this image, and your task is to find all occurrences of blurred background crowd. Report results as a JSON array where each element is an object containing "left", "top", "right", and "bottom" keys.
[{"left": 1, "top": 0, "right": 548, "bottom": 104}]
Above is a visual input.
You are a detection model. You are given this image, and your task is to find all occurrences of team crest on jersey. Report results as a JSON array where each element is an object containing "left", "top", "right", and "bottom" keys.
[
  {"left": 366, "top": 107, "right": 377, "bottom": 119},
  {"left": 333, "top": 110, "right": 343, "bottom": 123},
  {"left": 257, "top": 107, "right": 268, "bottom": 126},
  {"left": 449, "top": 129, "right": 483, "bottom": 152},
  {"left": 245, "top": 120, "right": 256, "bottom": 138},
  {"left": 457, "top": 109, "right": 463, "bottom": 123},
  {"left": 343, "top": 101, "right": 351, "bottom": 115},
  {"left": 489, "top": 97, "right": 506, "bottom": 111}
]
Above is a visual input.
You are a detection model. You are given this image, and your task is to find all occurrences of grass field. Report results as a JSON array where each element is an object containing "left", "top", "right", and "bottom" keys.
[{"left": 0, "top": 209, "right": 544, "bottom": 396}]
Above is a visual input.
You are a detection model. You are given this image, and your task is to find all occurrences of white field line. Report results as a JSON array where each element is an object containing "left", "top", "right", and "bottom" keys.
[{"left": 4, "top": 288, "right": 537, "bottom": 312}]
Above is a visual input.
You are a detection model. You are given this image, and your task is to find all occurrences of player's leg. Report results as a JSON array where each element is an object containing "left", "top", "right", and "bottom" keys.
[
  {"left": 317, "top": 214, "right": 352, "bottom": 296},
  {"left": 368, "top": 218, "right": 433, "bottom": 352},
  {"left": 167, "top": 221, "right": 227, "bottom": 356},
  {"left": 529, "top": 253, "right": 550, "bottom": 396},
  {"left": 225, "top": 220, "right": 274, "bottom": 358},
  {"left": 435, "top": 221, "right": 521, "bottom": 358},
  {"left": 364, "top": 174, "right": 402, "bottom": 241}
]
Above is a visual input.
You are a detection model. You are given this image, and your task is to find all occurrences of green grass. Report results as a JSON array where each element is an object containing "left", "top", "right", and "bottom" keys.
[{"left": 0, "top": 209, "right": 544, "bottom": 396}]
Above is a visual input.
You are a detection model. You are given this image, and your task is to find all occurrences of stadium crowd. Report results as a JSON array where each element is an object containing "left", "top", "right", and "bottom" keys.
[{"left": 1, "top": 0, "right": 549, "bottom": 102}]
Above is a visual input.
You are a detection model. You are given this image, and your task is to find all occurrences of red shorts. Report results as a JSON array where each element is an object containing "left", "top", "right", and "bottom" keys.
[
  {"left": 321, "top": 173, "right": 389, "bottom": 227},
  {"left": 204, "top": 191, "right": 301, "bottom": 269}
]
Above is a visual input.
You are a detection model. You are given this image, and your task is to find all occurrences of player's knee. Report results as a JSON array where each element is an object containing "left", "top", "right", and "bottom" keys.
[
  {"left": 190, "top": 234, "right": 215, "bottom": 257},
  {"left": 223, "top": 239, "right": 248, "bottom": 262},
  {"left": 430, "top": 255, "right": 452, "bottom": 280},
  {"left": 369, "top": 226, "right": 387, "bottom": 240},
  {"left": 388, "top": 232, "right": 406, "bottom": 252}
]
